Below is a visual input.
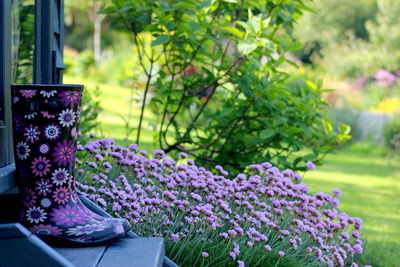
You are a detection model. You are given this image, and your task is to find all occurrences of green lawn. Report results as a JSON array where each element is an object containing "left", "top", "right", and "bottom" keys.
[
  {"left": 64, "top": 75, "right": 156, "bottom": 150},
  {"left": 304, "top": 148, "right": 400, "bottom": 267},
  {"left": 66, "top": 76, "right": 399, "bottom": 266}
]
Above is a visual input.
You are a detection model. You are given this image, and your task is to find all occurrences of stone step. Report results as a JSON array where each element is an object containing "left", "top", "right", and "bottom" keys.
[
  {"left": 54, "top": 237, "right": 165, "bottom": 267},
  {"left": 0, "top": 223, "right": 166, "bottom": 267}
]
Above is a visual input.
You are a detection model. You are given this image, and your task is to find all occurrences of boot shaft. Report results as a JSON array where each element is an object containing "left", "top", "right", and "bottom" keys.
[{"left": 11, "top": 84, "right": 83, "bottom": 188}]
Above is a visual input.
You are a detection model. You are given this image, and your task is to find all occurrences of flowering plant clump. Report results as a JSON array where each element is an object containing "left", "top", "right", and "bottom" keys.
[{"left": 76, "top": 138, "right": 366, "bottom": 267}]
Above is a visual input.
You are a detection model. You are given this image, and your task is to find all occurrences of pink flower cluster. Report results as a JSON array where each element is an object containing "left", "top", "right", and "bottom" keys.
[{"left": 76, "top": 138, "right": 366, "bottom": 267}]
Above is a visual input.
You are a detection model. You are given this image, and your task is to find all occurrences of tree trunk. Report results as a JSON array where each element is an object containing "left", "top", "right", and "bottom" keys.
[{"left": 93, "top": 12, "right": 102, "bottom": 64}]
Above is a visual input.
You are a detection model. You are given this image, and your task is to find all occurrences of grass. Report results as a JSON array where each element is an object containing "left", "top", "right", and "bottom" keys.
[
  {"left": 64, "top": 75, "right": 157, "bottom": 151},
  {"left": 304, "top": 146, "right": 400, "bottom": 267},
  {"left": 66, "top": 75, "right": 399, "bottom": 266}
]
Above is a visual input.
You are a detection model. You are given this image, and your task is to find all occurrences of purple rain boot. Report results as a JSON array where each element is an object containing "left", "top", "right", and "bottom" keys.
[{"left": 11, "top": 84, "right": 127, "bottom": 244}]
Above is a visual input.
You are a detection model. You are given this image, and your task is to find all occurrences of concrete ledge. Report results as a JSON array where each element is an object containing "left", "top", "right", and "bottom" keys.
[{"left": 0, "top": 163, "right": 16, "bottom": 194}]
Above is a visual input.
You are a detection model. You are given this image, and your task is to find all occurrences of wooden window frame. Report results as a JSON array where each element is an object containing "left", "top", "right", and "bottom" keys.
[
  {"left": 0, "top": 0, "right": 64, "bottom": 194},
  {"left": 0, "top": 0, "right": 15, "bottom": 193}
]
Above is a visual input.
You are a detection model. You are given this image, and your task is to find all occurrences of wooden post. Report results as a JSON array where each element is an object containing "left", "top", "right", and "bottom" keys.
[{"left": 34, "top": 0, "right": 65, "bottom": 84}]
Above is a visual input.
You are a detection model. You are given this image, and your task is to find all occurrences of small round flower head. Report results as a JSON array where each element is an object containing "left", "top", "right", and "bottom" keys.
[
  {"left": 331, "top": 198, "right": 340, "bottom": 208},
  {"left": 201, "top": 252, "right": 209, "bottom": 258},
  {"left": 246, "top": 241, "right": 253, "bottom": 248},
  {"left": 278, "top": 251, "right": 285, "bottom": 257},
  {"left": 238, "top": 260, "right": 245, "bottom": 267},
  {"left": 351, "top": 230, "right": 361, "bottom": 239},
  {"left": 171, "top": 233, "right": 180, "bottom": 243},
  {"left": 332, "top": 189, "right": 342, "bottom": 198},
  {"left": 264, "top": 245, "right": 272, "bottom": 252},
  {"left": 353, "top": 244, "right": 363, "bottom": 254},
  {"left": 179, "top": 152, "right": 188, "bottom": 159},
  {"left": 153, "top": 149, "right": 165, "bottom": 159},
  {"left": 341, "top": 232, "right": 349, "bottom": 240},
  {"left": 306, "top": 161, "right": 316, "bottom": 171},
  {"left": 89, "top": 133, "right": 96, "bottom": 138}
]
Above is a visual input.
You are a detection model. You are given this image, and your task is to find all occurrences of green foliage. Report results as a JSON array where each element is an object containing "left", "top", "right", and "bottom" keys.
[
  {"left": 384, "top": 115, "right": 400, "bottom": 151},
  {"left": 100, "top": 0, "right": 349, "bottom": 172},
  {"left": 64, "top": 50, "right": 96, "bottom": 78},
  {"left": 12, "top": 0, "right": 35, "bottom": 83},
  {"left": 293, "top": 0, "right": 376, "bottom": 51},
  {"left": 78, "top": 87, "right": 103, "bottom": 144},
  {"left": 297, "top": 0, "right": 400, "bottom": 78}
]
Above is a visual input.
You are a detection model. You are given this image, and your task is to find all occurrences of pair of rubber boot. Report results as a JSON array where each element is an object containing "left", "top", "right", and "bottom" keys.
[{"left": 11, "top": 84, "right": 130, "bottom": 244}]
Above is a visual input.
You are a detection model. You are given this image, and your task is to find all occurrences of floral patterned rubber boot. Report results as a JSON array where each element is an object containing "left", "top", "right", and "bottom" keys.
[
  {"left": 74, "top": 196, "right": 132, "bottom": 233},
  {"left": 11, "top": 84, "right": 127, "bottom": 244}
]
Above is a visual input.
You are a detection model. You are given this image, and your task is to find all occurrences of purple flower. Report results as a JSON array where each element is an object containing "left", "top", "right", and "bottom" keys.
[
  {"left": 35, "top": 179, "right": 52, "bottom": 195},
  {"left": 53, "top": 187, "right": 70, "bottom": 204},
  {"left": 52, "top": 140, "right": 76, "bottom": 166},
  {"left": 13, "top": 115, "right": 25, "bottom": 134},
  {"left": 238, "top": 261, "right": 245, "bottom": 267},
  {"left": 190, "top": 192, "right": 202, "bottom": 202},
  {"left": 59, "top": 90, "right": 81, "bottom": 107},
  {"left": 305, "top": 161, "right": 316, "bottom": 171},
  {"left": 374, "top": 69, "right": 397, "bottom": 87},
  {"left": 351, "top": 230, "right": 361, "bottom": 239},
  {"left": 24, "top": 125, "right": 40, "bottom": 143},
  {"left": 353, "top": 244, "right": 363, "bottom": 254},
  {"left": 22, "top": 188, "right": 37, "bottom": 207},
  {"left": 352, "top": 76, "right": 367, "bottom": 90},
  {"left": 16, "top": 142, "right": 30, "bottom": 160},
  {"left": 58, "top": 109, "right": 76, "bottom": 127},
  {"left": 26, "top": 206, "right": 47, "bottom": 223},
  {"left": 50, "top": 205, "right": 88, "bottom": 226},
  {"left": 331, "top": 198, "right": 340, "bottom": 208},
  {"left": 51, "top": 168, "right": 70, "bottom": 186},
  {"left": 332, "top": 189, "right": 342, "bottom": 198},
  {"left": 75, "top": 139, "right": 366, "bottom": 264},
  {"left": 20, "top": 90, "right": 37, "bottom": 98},
  {"left": 201, "top": 252, "right": 209, "bottom": 258},
  {"left": 171, "top": 233, "right": 180, "bottom": 243},
  {"left": 44, "top": 124, "right": 61, "bottom": 140},
  {"left": 153, "top": 149, "right": 165, "bottom": 159},
  {"left": 341, "top": 232, "right": 349, "bottom": 240},
  {"left": 31, "top": 156, "right": 51, "bottom": 177},
  {"left": 39, "top": 143, "right": 50, "bottom": 154}
]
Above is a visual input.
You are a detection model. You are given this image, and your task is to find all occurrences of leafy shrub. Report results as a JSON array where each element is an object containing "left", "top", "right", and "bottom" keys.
[
  {"left": 308, "top": 0, "right": 400, "bottom": 79},
  {"left": 100, "top": 0, "right": 349, "bottom": 173},
  {"left": 77, "top": 138, "right": 366, "bottom": 267},
  {"left": 384, "top": 115, "right": 400, "bottom": 151}
]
